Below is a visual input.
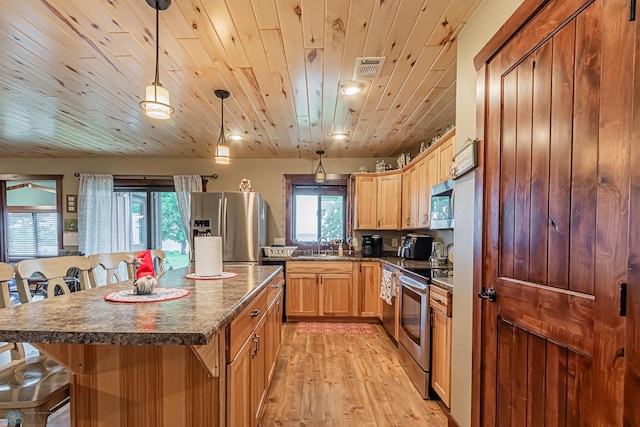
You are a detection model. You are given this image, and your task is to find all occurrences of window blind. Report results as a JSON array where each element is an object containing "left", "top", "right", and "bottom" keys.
[{"left": 7, "top": 212, "right": 59, "bottom": 259}]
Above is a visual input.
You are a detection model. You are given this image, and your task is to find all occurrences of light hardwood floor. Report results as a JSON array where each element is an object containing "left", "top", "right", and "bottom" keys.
[{"left": 260, "top": 323, "right": 448, "bottom": 427}]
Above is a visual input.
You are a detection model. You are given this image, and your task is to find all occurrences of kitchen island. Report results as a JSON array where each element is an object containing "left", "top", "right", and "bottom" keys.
[{"left": 0, "top": 264, "right": 283, "bottom": 427}]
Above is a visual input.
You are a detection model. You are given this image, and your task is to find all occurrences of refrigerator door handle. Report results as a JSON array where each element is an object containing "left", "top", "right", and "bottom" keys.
[
  {"left": 217, "top": 198, "right": 223, "bottom": 236},
  {"left": 222, "top": 197, "right": 228, "bottom": 252}
]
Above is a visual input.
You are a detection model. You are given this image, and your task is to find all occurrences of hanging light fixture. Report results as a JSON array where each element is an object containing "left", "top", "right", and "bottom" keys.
[
  {"left": 139, "top": 0, "right": 174, "bottom": 120},
  {"left": 214, "top": 89, "right": 231, "bottom": 164},
  {"left": 314, "top": 150, "right": 326, "bottom": 183}
]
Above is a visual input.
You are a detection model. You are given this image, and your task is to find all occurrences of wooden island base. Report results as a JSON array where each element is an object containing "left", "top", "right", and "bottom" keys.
[{"left": 36, "top": 336, "right": 224, "bottom": 427}]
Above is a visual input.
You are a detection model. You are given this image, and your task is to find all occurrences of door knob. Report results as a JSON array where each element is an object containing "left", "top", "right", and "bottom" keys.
[{"left": 477, "top": 288, "right": 497, "bottom": 302}]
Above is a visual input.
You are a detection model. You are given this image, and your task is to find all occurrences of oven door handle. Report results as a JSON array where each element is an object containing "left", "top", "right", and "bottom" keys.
[{"left": 399, "top": 276, "right": 428, "bottom": 294}]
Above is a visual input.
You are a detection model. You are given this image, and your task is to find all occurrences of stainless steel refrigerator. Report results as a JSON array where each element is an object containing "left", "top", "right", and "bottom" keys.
[{"left": 189, "top": 192, "right": 267, "bottom": 264}]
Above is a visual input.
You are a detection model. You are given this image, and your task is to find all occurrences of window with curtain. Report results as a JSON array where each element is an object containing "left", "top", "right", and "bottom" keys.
[{"left": 112, "top": 179, "right": 190, "bottom": 270}]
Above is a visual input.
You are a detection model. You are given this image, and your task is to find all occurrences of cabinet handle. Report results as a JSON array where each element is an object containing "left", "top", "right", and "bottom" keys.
[
  {"left": 272, "top": 284, "right": 280, "bottom": 288},
  {"left": 251, "top": 336, "right": 259, "bottom": 357},
  {"left": 255, "top": 334, "right": 261, "bottom": 352},
  {"left": 377, "top": 219, "right": 381, "bottom": 227},
  {"left": 250, "top": 309, "right": 260, "bottom": 317}
]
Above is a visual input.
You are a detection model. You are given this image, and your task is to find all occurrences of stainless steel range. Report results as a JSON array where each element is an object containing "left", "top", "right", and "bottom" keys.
[{"left": 397, "top": 273, "right": 431, "bottom": 399}]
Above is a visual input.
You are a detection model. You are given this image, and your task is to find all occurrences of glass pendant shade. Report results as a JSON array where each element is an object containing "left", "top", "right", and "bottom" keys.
[
  {"left": 314, "top": 150, "right": 326, "bottom": 183},
  {"left": 141, "top": 83, "right": 173, "bottom": 119},
  {"left": 215, "top": 144, "right": 230, "bottom": 164},
  {"left": 213, "top": 89, "right": 232, "bottom": 164},
  {"left": 140, "top": 0, "right": 173, "bottom": 120}
]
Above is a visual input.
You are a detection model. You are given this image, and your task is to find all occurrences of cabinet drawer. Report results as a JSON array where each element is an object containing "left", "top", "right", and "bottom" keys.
[
  {"left": 286, "top": 261, "right": 353, "bottom": 274},
  {"left": 429, "top": 285, "right": 452, "bottom": 317},
  {"left": 228, "top": 289, "right": 267, "bottom": 361},
  {"left": 267, "top": 272, "right": 284, "bottom": 307}
]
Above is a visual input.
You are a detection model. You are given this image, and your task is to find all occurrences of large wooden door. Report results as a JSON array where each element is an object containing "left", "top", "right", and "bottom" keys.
[
  {"left": 627, "top": 3, "right": 640, "bottom": 423},
  {"left": 476, "top": 0, "right": 633, "bottom": 424}
]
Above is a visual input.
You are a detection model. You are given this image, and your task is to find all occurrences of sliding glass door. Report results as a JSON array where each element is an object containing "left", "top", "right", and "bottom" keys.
[{"left": 113, "top": 185, "right": 188, "bottom": 270}]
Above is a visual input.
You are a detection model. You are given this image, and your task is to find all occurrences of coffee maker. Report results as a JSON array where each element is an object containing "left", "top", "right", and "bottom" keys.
[{"left": 361, "top": 235, "right": 383, "bottom": 257}]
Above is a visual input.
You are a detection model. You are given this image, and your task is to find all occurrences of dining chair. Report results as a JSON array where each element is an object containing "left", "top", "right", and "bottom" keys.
[
  {"left": 88, "top": 252, "right": 136, "bottom": 287},
  {"left": 14, "top": 256, "right": 93, "bottom": 302},
  {"left": 0, "top": 262, "right": 70, "bottom": 427},
  {"left": 149, "top": 249, "right": 167, "bottom": 277}
]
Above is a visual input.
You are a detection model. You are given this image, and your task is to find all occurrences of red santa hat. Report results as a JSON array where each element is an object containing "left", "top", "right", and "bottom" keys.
[{"left": 135, "top": 250, "right": 156, "bottom": 278}]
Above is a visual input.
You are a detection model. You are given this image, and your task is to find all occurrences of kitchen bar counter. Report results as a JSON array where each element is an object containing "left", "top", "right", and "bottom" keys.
[
  {"left": 0, "top": 264, "right": 283, "bottom": 427},
  {"left": 0, "top": 264, "right": 282, "bottom": 345}
]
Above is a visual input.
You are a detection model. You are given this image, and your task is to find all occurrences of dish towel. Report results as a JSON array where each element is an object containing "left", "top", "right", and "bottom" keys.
[{"left": 380, "top": 269, "right": 396, "bottom": 305}]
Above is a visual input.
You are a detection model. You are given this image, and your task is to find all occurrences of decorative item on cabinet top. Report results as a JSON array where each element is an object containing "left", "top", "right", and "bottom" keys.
[
  {"left": 397, "top": 153, "right": 412, "bottom": 169},
  {"left": 239, "top": 178, "right": 253, "bottom": 192}
]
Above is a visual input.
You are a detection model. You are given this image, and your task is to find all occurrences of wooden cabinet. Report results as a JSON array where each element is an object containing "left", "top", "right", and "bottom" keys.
[
  {"left": 430, "top": 285, "right": 452, "bottom": 408},
  {"left": 353, "top": 171, "right": 401, "bottom": 230},
  {"left": 286, "top": 262, "right": 354, "bottom": 318},
  {"left": 227, "top": 273, "right": 284, "bottom": 427},
  {"left": 353, "top": 174, "right": 378, "bottom": 229},
  {"left": 397, "top": 130, "right": 455, "bottom": 231},
  {"left": 358, "top": 262, "right": 381, "bottom": 318},
  {"left": 286, "top": 273, "right": 318, "bottom": 316},
  {"left": 265, "top": 289, "right": 282, "bottom": 383},
  {"left": 401, "top": 169, "right": 412, "bottom": 229},
  {"left": 227, "top": 329, "right": 254, "bottom": 426},
  {"left": 437, "top": 136, "right": 454, "bottom": 183},
  {"left": 376, "top": 171, "right": 401, "bottom": 230},
  {"left": 320, "top": 273, "right": 353, "bottom": 315}
]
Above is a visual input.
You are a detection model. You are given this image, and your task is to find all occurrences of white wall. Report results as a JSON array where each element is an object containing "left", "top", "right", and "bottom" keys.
[
  {"left": 0, "top": 157, "right": 387, "bottom": 245},
  {"left": 452, "top": 0, "right": 524, "bottom": 426}
]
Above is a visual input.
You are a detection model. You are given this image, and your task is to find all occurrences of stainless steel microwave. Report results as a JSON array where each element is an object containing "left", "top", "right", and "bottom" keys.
[{"left": 430, "top": 180, "right": 454, "bottom": 229}]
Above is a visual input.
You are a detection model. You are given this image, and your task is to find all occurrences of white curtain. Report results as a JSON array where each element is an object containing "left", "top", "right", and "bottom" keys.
[
  {"left": 78, "top": 174, "right": 113, "bottom": 255},
  {"left": 173, "top": 175, "right": 202, "bottom": 247}
]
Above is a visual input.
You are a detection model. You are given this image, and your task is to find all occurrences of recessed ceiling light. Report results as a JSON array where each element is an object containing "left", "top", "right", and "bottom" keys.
[
  {"left": 331, "top": 133, "right": 348, "bottom": 140},
  {"left": 229, "top": 133, "right": 245, "bottom": 141},
  {"left": 339, "top": 82, "right": 364, "bottom": 96}
]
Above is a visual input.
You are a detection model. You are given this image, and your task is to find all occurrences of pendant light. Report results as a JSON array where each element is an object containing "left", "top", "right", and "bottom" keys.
[
  {"left": 314, "top": 150, "right": 326, "bottom": 183},
  {"left": 139, "top": 0, "right": 174, "bottom": 120},
  {"left": 214, "top": 89, "right": 231, "bottom": 164}
]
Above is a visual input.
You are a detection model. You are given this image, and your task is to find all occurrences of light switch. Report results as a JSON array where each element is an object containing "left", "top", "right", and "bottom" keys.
[{"left": 392, "top": 238, "right": 398, "bottom": 247}]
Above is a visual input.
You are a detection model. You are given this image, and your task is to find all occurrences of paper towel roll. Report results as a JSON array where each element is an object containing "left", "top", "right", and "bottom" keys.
[{"left": 195, "top": 236, "right": 223, "bottom": 277}]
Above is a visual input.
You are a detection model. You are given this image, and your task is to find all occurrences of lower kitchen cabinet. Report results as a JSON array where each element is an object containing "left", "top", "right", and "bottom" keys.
[
  {"left": 286, "top": 262, "right": 354, "bottom": 318},
  {"left": 286, "top": 273, "right": 318, "bottom": 316},
  {"left": 430, "top": 285, "right": 452, "bottom": 407},
  {"left": 358, "top": 262, "right": 381, "bottom": 318},
  {"left": 227, "top": 273, "right": 283, "bottom": 427},
  {"left": 321, "top": 273, "right": 352, "bottom": 315},
  {"left": 265, "top": 290, "right": 283, "bottom": 383}
]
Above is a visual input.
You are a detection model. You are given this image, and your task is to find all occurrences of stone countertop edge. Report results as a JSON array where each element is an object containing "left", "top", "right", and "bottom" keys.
[
  {"left": 275, "top": 255, "right": 453, "bottom": 268},
  {"left": 275, "top": 256, "right": 454, "bottom": 285},
  {"left": 430, "top": 276, "right": 454, "bottom": 292},
  {"left": 0, "top": 265, "right": 283, "bottom": 347}
]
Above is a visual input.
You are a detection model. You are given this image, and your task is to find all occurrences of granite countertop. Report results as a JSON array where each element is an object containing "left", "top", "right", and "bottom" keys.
[
  {"left": 0, "top": 265, "right": 282, "bottom": 346},
  {"left": 430, "top": 275, "right": 454, "bottom": 292},
  {"left": 272, "top": 254, "right": 454, "bottom": 282}
]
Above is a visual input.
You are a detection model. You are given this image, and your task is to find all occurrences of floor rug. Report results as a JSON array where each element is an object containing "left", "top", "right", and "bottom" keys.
[{"left": 295, "top": 322, "right": 378, "bottom": 335}]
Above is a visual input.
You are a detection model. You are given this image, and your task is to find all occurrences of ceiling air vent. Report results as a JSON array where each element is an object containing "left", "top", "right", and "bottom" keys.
[{"left": 353, "top": 57, "right": 385, "bottom": 80}]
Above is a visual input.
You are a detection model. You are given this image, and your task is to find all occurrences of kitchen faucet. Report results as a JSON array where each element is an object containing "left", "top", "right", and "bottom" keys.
[{"left": 317, "top": 237, "right": 328, "bottom": 255}]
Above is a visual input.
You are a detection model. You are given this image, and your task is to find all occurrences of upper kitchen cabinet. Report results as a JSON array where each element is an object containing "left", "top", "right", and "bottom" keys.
[
  {"left": 353, "top": 171, "right": 401, "bottom": 231},
  {"left": 400, "top": 128, "right": 456, "bottom": 230},
  {"left": 437, "top": 136, "right": 455, "bottom": 183},
  {"left": 353, "top": 174, "right": 378, "bottom": 230}
]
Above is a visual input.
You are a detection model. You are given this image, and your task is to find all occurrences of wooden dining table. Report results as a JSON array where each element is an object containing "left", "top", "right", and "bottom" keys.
[{"left": 0, "top": 264, "right": 282, "bottom": 427}]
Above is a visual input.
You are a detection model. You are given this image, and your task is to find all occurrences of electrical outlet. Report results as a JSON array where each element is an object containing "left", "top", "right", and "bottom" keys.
[{"left": 392, "top": 238, "right": 398, "bottom": 247}]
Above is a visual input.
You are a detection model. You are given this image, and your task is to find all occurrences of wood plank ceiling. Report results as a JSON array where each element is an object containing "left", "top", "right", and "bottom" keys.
[{"left": 0, "top": 0, "right": 480, "bottom": 159}]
